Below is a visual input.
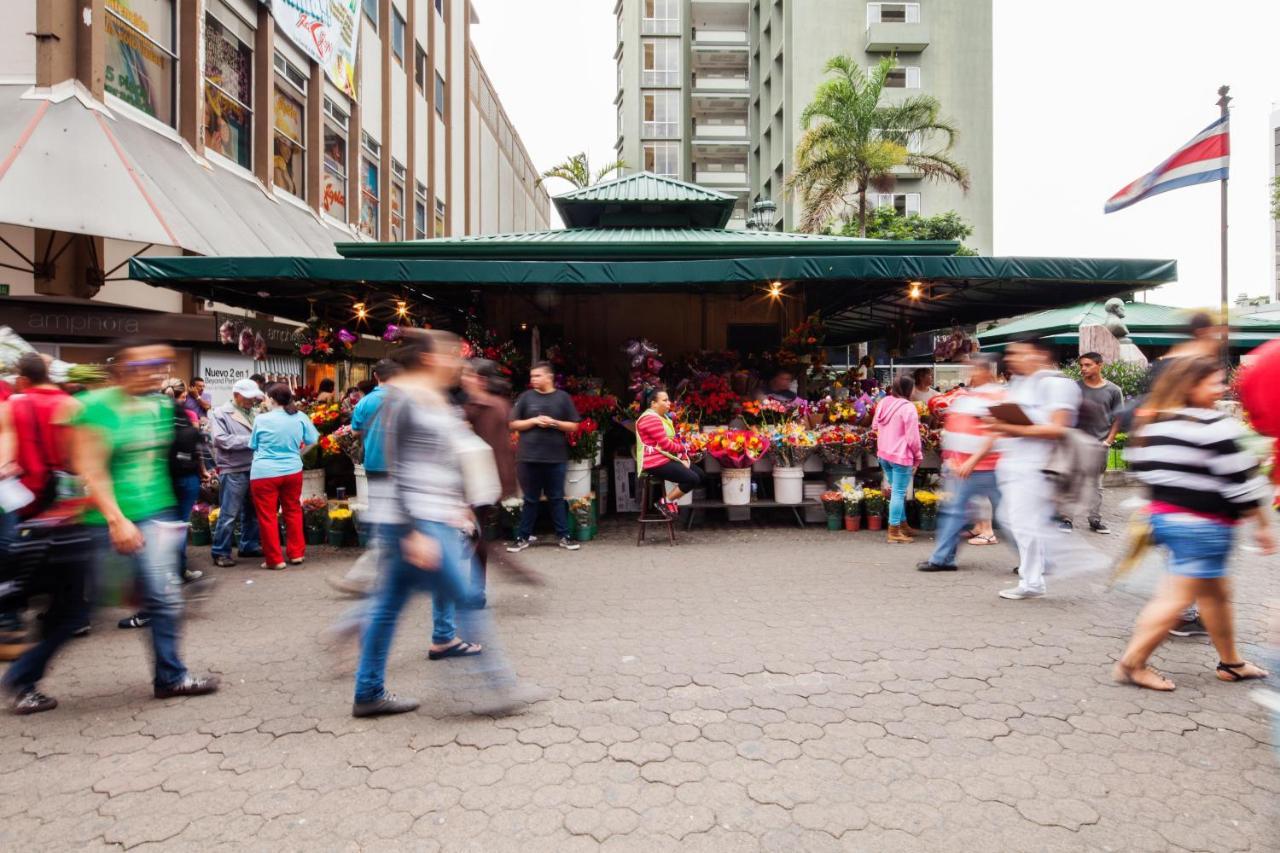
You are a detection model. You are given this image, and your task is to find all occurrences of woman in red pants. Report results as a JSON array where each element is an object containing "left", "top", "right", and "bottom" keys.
[{"left": 249, "top": 385, "right": 319, "bottom": 570}]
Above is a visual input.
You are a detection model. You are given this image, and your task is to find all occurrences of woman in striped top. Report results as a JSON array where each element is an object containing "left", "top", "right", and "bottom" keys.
[{"left": 1115, "top": 356, "right": 1275, "bottom": 691}]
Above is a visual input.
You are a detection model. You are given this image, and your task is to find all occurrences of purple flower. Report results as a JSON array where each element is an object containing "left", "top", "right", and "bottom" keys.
[
  {"left": 383, "top": 324, "right": 401, "bottom": 342},
  {"left": 337, "top": 328, "right": 357, "bottom": 345}
]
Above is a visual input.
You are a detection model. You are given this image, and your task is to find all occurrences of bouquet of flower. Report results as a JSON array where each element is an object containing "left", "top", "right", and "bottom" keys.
[
  {"left": 706, "top": 429, "right": 770, "bottom": 469},
  {"left": 681, "top": 375, "right": 741, "bottom": 425},
  {"left": 332, "top": 424, "right": 364, "bottom": 465},
  {"left": 308, "top": 402, "right": 343, "bottom": 434},
  {"left": 816, "top": 426, "right": 864, "bottom": 465},
  {"left": 841, "top": 483, "right": 863, "bottom": 516},
  {"left": 863, "top": 488, "right": 886, "bottom": 514},
  {"left": 328, "top": 506, "right": 354, "bottom": 531},
  {"left": 914, "top": 490, "right": 940, "bottom": 519},
  {"left": 768, "top": 424, "right": 817, "bottom": 467},
  {"left": 623, "top": 338, "right": 664, "bottom": 408},
  {"left": 571, "top": 393, "right": 619, "bottom": 421},
  {"left": 207, "top": 506, "right": 221, "bottom": 528},
  {"left": 302, "top": 496, "right": 329, "bottom": 528},
  {"left": 863, "top": 429, "right": 878, "bottom": 458},
  {"left": 820, "top": 490, "right": 845, "bottom": 517},
  {"left": 500, "top": 496, "right": 523, "bottom": 531},
  {"left": 919, "top": 424, "right": 942, "bottom": 453},
  {"left": 294, "top": 320, "right": 356, "bottom": 363},
  {"left": 189, "top": 503, "right": 212, "bottom": 532},
  {"left": 679, "top": 426, "right": 710, "bottom": 462},
  {"left": 782, "top": 313, "right": 827, "bottom": 356},
  {"left": 568, "top": 494, "right": 595, "bottom": 525},
  {"left": 567, "top": 417, "right": 601, "bottom": 462}
]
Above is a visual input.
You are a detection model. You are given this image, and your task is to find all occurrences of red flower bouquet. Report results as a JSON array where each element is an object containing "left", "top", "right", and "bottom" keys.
[{"left": 706, "top": 429, "right": 771, "bottom": 469}]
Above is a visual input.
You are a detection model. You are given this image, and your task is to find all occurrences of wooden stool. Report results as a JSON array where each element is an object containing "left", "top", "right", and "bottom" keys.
[{"left": 636, "top": 474, "right": 675, "bottom": 546}]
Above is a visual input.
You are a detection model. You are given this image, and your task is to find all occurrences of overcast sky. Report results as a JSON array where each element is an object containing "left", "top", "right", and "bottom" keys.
[{"left": 469, "top": 0, "right": 1280, "bottom": 309}]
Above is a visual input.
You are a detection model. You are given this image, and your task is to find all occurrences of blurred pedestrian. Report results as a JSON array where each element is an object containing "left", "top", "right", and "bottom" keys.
[
  {"left": 6, "top": 340, "right": 220, "bottom": 714},
  {"left": 249, "top": 384, "right": 318, "bottom": 571},
  {"left": 985, "top": 337, "right": 1080, "bottom": 600},
  {"left": 208, "top": 379, "right": 265, "bottom": 567},
  {"left": 917, "top": 353, "right": 1005, "bottom": 572},
  {"left": 507, "top": 362, "right": 581, "bottom": 553},
  {"left": 353, "top": 331, "right": 519, "bottom": 718},
  {"left": 873, "top": 375, "right": 922, "bottom": 544},
  {"left": 461, "top": 359, "right": 517, "bottom": 606},
  {"left": 1068, "top": 352, "right": 1124, "bottom": 534},
  {"left": 1115, "top": 356, "right": 1274, "bottom": 691}
]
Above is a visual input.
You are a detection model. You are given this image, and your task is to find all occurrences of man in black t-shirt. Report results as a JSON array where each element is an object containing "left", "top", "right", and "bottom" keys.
[{"left": 507, "top": 362, "right": 581, "bottom": 553}]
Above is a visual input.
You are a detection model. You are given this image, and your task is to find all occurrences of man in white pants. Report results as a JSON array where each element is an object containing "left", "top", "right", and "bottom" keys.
[{"left": 986, "top": 337, "right": 1080, "bottom": 600}]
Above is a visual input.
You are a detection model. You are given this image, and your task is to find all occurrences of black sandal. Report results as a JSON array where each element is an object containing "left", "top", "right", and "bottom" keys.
[
  {"left": 1216, "top": 661, "right": 1268, "bottom": 682},
  {"left": 428, "top": 641, "right": 483, "bottom": 661}
]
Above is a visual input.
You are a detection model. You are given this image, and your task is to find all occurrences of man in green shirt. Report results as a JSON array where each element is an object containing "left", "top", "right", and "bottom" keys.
[{"left": 9, "top": 342, "right": 219, "bottom": 714}]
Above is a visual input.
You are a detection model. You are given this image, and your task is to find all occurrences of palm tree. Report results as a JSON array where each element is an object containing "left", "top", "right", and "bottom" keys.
[
  {"left": 539, "top": 153, "right": 628, "bottom": 189},
  {"left": 787, "top": 56, "right": 969, "bottom": 235}
]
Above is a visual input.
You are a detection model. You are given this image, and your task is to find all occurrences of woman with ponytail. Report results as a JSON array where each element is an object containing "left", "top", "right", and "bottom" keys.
[
  {"left": 1115, "top": 356, "right": 1275, "bottom": 691},
  {"left": 249, "top": 384, "right": 319, "bottom": 570}
]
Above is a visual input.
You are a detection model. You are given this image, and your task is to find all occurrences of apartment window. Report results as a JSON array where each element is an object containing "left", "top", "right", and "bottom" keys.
[
  {"left": 617, "top": 54, "right": 623, "bottom": 93},
  {"left": 617, "top": 101, "right": 624, "bottom": 140},
  {"left": 642, "top": 0, "right": 679, "bottom": 35},
  {"left": 881, "top": 66, "right": 921, "bottom": 89},
  {"left": 391, "top": 9, "right": 406, "bottom": 62},
  {"left": 867, "top": 2, "right": 920, "bottom": 25},
  {"left": 435, "top": 0, "right": 443, "bottom": 16},
  {"left": 435, "top": 198, "right": 446, "bottom": 237},
  {"left": 643, "top": 90, "right": 678, "bottom": 139},
  {"left": 322, "top": 97, "right": 349, "bottom": 221},
  {"left": 105, "top": 0, "right": 177, "bottom": 125},
  {"left": 414, "top": 43, "right": 427, "bottom": 91},
  {"left": 360, "top": 134, "right": 380, "bottom": 238},
  {"left": 875, "top": 192, "right": 921, "bottom": 216},
  {"left": 642, "top": 39, "right": 679, "bottom": 86},
  {"left": 414, "top": 181, "right": 427, "bottom": 239},
  {"left": 434, "top": 72, "right": 446, "bottom": 116},
  {"left": 203, "top": 12, "right": 253, "bottom": 168},
  {"left": 272, "top": 53, "right": 307, "bottom": 199},
  {"left": 390, "top": 166, "right": 405, "bottom": 241},
  {"left": 643, "top": 142, "right": 679, "bottom": 178},
  {"left": 362, "top": 0, "right": 378, "bottom": 29}
]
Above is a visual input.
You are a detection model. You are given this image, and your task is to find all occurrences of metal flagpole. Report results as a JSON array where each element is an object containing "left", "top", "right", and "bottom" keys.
[{"left": 1217, "top": 85, "right": 1231, "bottom": 351}]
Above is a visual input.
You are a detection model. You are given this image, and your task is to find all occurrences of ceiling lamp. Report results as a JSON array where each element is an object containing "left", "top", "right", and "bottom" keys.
[
  {"left": 908, "top": 281, "right": 923, "bottom": 301},
  {"left": 768, "top": 281, "right": 784, "bottom": 298},
  {"left": 354, "top": 302, "right": 367, "bottom": 320}
]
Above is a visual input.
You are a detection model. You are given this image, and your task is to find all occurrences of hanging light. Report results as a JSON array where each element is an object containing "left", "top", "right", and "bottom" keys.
[
  {"left": 768, "top": 281, "right": 784, "bottom": 298},
  {"left": 519, "top": 322, "right": 529, "bottom": 331},
  {"left": 354, "top": 302, "right": 367, "bottom": 320},
  {"left": 908, "top": 281, "right": 923, "bottom": 301},
  {"left": 395, "top": 300, "right": 409, "bottom": 317}
]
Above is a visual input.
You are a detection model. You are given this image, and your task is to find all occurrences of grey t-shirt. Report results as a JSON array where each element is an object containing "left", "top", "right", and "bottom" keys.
[
  {"left": 1077, "top": 380, "right": 1124, "bottom": 440},
  {"left": 511, "top": 389, "right": 580, "bottom": 464}
]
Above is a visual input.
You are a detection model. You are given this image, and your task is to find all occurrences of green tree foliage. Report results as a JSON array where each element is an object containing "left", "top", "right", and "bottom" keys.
[
  {"left": 1272, "top": 176, "right": 1280, "bottom": 220},
  {"left": 539, "top": 153, "right": 627, "bottom": 190},
  {"left": 835, "top": 208, "right": 978, "bottom": 254},
  {"left": 1061, "top": 359, "right": 1150, "bottom": 398},
  {"left": 786, "top": 55, "right": 969, "bottom": 235}
]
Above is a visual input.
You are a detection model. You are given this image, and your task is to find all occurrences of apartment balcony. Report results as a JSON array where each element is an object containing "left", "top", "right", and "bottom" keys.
[
  {"left": 865, "top": 21, "right": 930, "bottom": 52},
  {"left": 695, "top": 169, "right": 749, "bottom": 190},
  {"left": 692, "top": 87, "right": 750, "bottom": 119},
  {"left": 693, "top": 124, "right": 749, "bottom": 159},
  {"left": 693, "top": 75, "right": 749, "bottom": 93},
  {"left": 693, "top": 29, "right": 748, "bottom": 46}
]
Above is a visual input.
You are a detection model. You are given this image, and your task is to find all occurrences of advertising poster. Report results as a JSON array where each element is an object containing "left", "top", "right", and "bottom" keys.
[
  {"left": 273, "top": 0, "right": 360, "bottom": 99},
  {"left": 104, "top": 0, "right": 176, "bottom": 124}
]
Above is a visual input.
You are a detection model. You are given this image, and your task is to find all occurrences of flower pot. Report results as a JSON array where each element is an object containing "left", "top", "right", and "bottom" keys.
[
  {"left": 189, "top": 528, "right": 211, "bottom": 546},
  {"left": 302, "top": 468, "right": 327, "bottom": 501},
  {"left": 866, "top": 515, "right": 883, "bottom": 531},
  {"left": 564, "top": 459, "right": 592, "bottom": 499},
  {"left": 825, "top": 514, "right": 842, "bottom": 531},
  {"left": 721, "top": 467, "right": 752, "bottom": 505},
  {"left": 574, "top": 526, "right": 594, "bottom": 542},
  {"left": 772, "top": 466, "right": 804, "bottom": 505},
  {"left": 304, "top": 525, "right": 326, "bottom": 546},
  {"left": 825, "top": 464, "right": 857, "bottom": 491},
  {"left": 327, "top": 528, "right": 348, "bottom": 547},
  {"left": 919, "top": 514, "right": 937, "bottom": 531},
  {"left": 844, "top": 514, "right": 861, "bottom": 532}
]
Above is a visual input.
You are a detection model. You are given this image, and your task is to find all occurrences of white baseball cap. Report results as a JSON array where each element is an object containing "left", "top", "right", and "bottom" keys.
[{"left": 232, "top": 378, "right": 265, "bottom": 399}]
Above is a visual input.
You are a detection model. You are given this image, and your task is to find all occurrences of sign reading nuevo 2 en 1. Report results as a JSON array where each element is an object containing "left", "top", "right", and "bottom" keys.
[{"left": 273, "top": 0, "right": 359, "bottom": 99}]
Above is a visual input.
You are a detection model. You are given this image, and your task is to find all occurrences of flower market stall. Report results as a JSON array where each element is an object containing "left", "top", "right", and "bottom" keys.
[{"left": 131, "top": 172, "right": 1178, "bottom": 536}]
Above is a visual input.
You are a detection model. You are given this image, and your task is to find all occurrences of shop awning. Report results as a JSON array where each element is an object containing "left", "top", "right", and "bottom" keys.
[{"left": 0, "top": 83, "right": 356, "bottom": 258}]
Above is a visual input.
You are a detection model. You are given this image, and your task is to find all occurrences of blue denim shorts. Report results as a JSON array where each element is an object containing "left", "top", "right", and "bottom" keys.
[{"left": 1150, "top": 513, "right": 1234, "bottom": 579}]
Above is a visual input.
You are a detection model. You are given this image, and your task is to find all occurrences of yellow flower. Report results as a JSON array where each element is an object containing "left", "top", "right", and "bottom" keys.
[
  {"left": 329, "top": 508, "right": 353, "bottom": 521},
  {"left": 208, "top": 508, "right": 220, "bottom": 526}
]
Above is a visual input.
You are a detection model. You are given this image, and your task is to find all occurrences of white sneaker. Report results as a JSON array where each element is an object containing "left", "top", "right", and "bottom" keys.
[
  {"left": 558, "top": 537, "right": 581, "bottom": 551},
  {"left": 998, "top": 587, "right": 1045, "bottom": 600}
]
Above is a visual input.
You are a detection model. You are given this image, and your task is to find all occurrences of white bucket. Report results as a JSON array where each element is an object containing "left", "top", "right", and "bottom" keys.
[
  {"left": 564, "top": 459, "right": 592, "bottom": 499},
  {"left": 354, "top": 464, "right": 368, "bottom": 506},
  {"left": 302, "top": 468, "right": 326, "bottom": 501},
  {"left": 773, "top": 466, "right": 804, "bottom": 504},
  {"left": 722, "top": 467, "right": 752, "bottom": 505},
  {"left": 665, "top": 482, "right": 694, "bottom": 505}
]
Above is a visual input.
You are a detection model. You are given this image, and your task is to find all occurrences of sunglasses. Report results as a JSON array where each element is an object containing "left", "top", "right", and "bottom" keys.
[{"left": 124, "top": 358, "right": 175, "bottom": 369}]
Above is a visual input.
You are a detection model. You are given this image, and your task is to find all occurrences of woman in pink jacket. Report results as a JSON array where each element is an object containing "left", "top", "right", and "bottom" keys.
[{"left": 872, "top": 375, "right": 924, "bottom": 543}]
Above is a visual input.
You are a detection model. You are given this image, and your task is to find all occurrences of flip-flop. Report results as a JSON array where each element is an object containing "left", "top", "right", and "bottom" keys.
[
  {"left": 428, "top": 641, "right": 484, "bottom": 661},
  {"left": 1216, "top": 661, "right": 1268, "bottom": 682},
  {"left": 968, "top": 535, "right": 999, "bottom": 546}
]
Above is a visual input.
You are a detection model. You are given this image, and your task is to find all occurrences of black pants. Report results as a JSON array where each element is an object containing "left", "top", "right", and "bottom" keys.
[
  {"left": 2, "top": 535, "right": 92, "bottom": 692},
  {"left": 648, "top": 461, "right": 705, "bottom": 494}
]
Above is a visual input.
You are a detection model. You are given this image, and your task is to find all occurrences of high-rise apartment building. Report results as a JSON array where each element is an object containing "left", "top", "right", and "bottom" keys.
[
  {"left": 615, "top": 1, "right": 992, "bottom": 252},
  {"left": 1272, "top": 107, "right": 1279, "bottom": 300}
]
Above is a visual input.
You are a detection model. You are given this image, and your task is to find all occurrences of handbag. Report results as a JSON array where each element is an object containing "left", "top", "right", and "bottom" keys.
[{"left": 454, "top": 429, "right": 501, "bottom": 507}]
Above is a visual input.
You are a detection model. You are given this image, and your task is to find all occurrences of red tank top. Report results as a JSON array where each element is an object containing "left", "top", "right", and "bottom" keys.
[{"left": 11, "top": 387, "right": 71, "bottom": 517}]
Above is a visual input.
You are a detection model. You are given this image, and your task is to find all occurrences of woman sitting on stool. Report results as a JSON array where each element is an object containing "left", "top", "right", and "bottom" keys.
[{"left": 636, "top": 387, "right": 704, "bottom": 519}]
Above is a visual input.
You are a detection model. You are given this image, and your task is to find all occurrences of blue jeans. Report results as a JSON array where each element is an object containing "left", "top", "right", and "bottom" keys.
[
  {"left": 879, "top": 460, "right": 912, "bottom": 526},
  {"left": 1150, "top": 513, "right": 1234, "bottom": 579},
  {"left": 929, "top": 470, "right": 1002, "bottom": 567},
  {"left": 213, "top": 471, "right": 260, "bottom": 558},
  {"left": 517, "top": 461, "right": 568, "bottom": 541},
  {"left": 354, "top": 520, "right": 510, "bottom": 703},
  {"left": 173, "top": 473, "right": 201, "bottom": 573},
  {"left": 92, "top": 517, "right": 189, "bottom": 689}
]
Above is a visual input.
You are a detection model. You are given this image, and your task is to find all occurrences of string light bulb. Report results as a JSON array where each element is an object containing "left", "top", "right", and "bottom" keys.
[
  {"left": 908, "top": 281, "right": 923, "bottom": 301},
  {"left": 354, "top": 302, "right": 367, "bottom": 320},
  {"left": 768, "top": 281, "right": 783, "bottom": 298},
  {"left": 395, "top": 300, "right": 409, "bottom": 317}
]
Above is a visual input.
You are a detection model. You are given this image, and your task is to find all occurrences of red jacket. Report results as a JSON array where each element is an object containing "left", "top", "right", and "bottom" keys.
[
  {"left": 636, "top": 410, "right": 685, "bottom": 470},
  {"left": 10, "top": 386, "right": 72, "bottom": 518}
]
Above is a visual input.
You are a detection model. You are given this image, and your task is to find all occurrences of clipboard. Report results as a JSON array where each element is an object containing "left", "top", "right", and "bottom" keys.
[{"left": 987, "top": 402, "right": 1034, "bottom": 426}]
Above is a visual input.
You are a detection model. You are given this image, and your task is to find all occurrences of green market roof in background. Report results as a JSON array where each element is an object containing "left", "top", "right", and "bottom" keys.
[
  {"left": 978, "top": 300, "right": 1280, "bottom": 348},
  {"left": 550, "top": 172, "right": 739, "bottom": 228}
]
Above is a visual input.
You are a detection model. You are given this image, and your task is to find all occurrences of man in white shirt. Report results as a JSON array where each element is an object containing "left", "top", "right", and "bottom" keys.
[
  {"left": 985, "top": 337, "right": 1080, "bottom": 600},
  {"left": 910, "top": 368, "right": 938, "bottom": 404}
]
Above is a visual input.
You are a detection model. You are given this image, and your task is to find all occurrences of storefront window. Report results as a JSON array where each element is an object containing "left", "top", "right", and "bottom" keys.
[
  {"left": 434, "top": 198, "right": 446, "bottom": 237},
  {"left": 390, "top": 172, "right": 405, "bottom": 241},
  {"left": 105, "top": 0, "right": 177, "bottom": 125},
  {"left": 204, "top": 13, "right": 253, "bottom": 168},
  {"left": 322, "top": 97, "right": 349, "bottom": 220},
  {"left": 272, "top": 55, "right": 306, "bottom": 199},
  {"left": 360, "top": 147, "right": 379, "bottom": 238},
  {"left": 414, "top": 182, "right": 427, "bottom": 239}
]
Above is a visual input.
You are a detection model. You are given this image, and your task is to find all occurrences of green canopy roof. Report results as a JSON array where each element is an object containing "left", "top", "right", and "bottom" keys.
[
  {"left": 978, "top": 300, "right": 1280, "bottom": 348},
  {"left": 551, "top": 172, "right": 738, "bottom": 228}
]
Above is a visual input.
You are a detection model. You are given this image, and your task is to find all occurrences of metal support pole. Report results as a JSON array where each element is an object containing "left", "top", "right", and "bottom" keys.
[{"left": 1217, "top": 85, "right": 1231, "bottom": 353}]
